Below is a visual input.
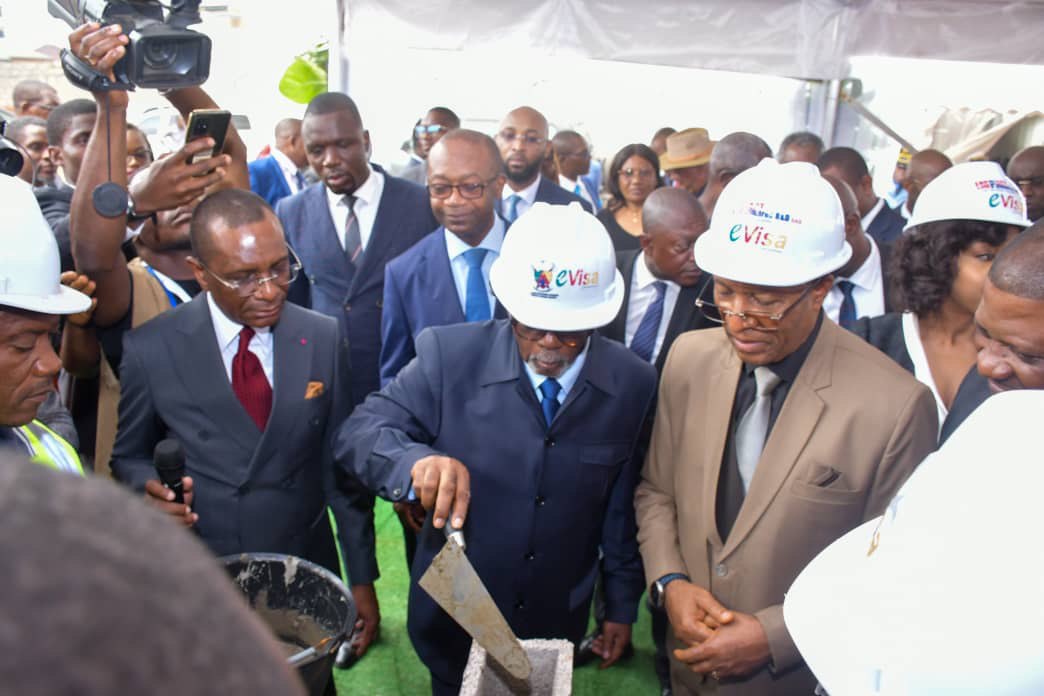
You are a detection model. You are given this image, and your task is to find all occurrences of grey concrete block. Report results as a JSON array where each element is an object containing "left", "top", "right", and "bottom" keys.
[{"left": 460, "top": 638, "right": 573, "bottom": 696}]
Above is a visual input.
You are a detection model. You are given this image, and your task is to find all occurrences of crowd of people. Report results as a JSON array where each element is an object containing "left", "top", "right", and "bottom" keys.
[{"left": 2, "top": 18, "right": 1044, "bottom": 696}]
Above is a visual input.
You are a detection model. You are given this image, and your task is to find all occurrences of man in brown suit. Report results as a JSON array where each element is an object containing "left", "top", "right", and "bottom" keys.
[{"left": 635, "top": 160, "right": 938, "bottom": 695}]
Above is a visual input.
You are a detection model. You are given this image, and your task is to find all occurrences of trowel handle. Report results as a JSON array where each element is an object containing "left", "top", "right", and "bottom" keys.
[{"left": 443, "top": 525, "right": 466, "bottom": 550}]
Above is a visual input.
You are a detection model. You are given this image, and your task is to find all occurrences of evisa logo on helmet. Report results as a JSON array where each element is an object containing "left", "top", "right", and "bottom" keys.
[{"left": 728, "top": 224, "right": 788, "bottom": 251}]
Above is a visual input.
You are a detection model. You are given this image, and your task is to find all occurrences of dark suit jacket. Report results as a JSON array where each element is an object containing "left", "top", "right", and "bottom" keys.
[
  {"left": 496, "top": 175, "right": 594, "bottom": 217},
  {"left": 334, "top": 320, "right": 656, "bottom": 686},
  {"left": 275, "top": 166, "right": 437, "bottom": 407},
  {"left": 248, "top": 155, "right": 292, "bottom": 208},
  {"left": 940, "top": 367, "right": 991, "bottom": 444},
  {"left": 33, "top": 184, "right": 74, "bottom": 272},
  {"left": 601, "top": 250, "right": 718, "bottom": 374},
  {"left": 849, "top": 312, "right": 913, "bottom": 373},
  {"left": 379, "top": 225, "right": 507, "bottom": 385},
  {"left": 110, "top": 296, "right": 377, "bottom": 584},
  {"left": 866, "top": 200, "right": 906, "bottom": 246}
]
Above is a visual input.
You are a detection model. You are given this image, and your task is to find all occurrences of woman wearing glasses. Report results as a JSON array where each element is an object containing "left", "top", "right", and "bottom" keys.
[
  {"left": 850, "top": 162, "right": 1028, "bottom": 434},
  {"left": 597, "top": 144, "right": 663, "bottom": 252}
]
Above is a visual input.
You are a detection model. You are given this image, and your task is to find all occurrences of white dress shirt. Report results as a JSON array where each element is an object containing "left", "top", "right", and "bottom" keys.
[
  {"left": 900, "top": 202, "right": 912, "bottom": 220},
  {"left": 325, "top": 164, "right": 385, "bottom": 252},
  {"left": 860, "top": 197, "right": 887, "bottom": 233},
  {"left": 207, "top": 293, "right": 274, "bottom": 387},
  {"left": 624, "top": 255, "right": 681, "bottom": 364},
  {"left": 824, "top": 237, "right": 886, "bottom": 324},
  {"left": 270, "top": 147, "right": 304, "bottom": 195},
  {"left": 559, "top": 174, "right": 595, "bottom": 209},
  {"left": 522, "top": 339, "right": 589, "bottom": 405},
  {"left": 444, "top": 215, "right": 506, "bottom": 315},
  {"left": 901, "top": 312, "right": 948, "bottom": 432},
  {"left": 501, "top": 174, "right": 542, "bottom": 219}
]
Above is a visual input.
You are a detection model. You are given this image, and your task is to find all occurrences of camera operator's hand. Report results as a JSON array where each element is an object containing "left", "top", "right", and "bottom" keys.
[
  {"left": 128, "top": 142, "right": 230, "bottom": 216},
  {"left": 68, "top": 22, "right": 129, "bottom": 107}
]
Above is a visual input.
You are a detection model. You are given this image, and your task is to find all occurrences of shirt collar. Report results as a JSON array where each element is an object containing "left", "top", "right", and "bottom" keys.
[
  {"left": 269, "top": 147, "right": 298, "bottom": 178},
  {"left": 744, "top": 311, "right": 823, "bottom": 384},
  {"left": 633, "top": 252, "right": 678, "bottom": 291},
  {"left": 445, "top": 215, "right": 506, "bottom": 261},
  {"left": 522, "top": 338, "right": 590, "bottom": 400},
  {"left": 839, "top": 236, "right": 881, "bottom": 291},
  {"left": 325, "top": 163, "right": 379, "bottom": 208},
  {"left": 860, "top": 197, "right": 886, "bottom": 231},
  {"left": 559, "top": 174, "right": 579, "bottom": 190},
  {"left": 206, "top": 292, "right": 271, "bottom": 353},
  {"left": 502, "top": 173, "right": 541, "bottom": 205}
]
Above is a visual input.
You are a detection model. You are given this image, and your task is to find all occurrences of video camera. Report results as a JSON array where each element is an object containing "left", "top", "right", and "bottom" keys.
[
  {"left": 48, "top": 0, "right": 211, "bottom": 90},
  {"left": 0, "top": 122, "right": 26, "bottom": 178}
]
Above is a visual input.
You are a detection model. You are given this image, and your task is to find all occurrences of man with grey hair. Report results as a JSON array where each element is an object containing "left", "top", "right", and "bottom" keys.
[
  {"left": 777, "top": 131, "right": 824, "bottom": 164},
  {"left": 697, "top": 132, "right": 772, "bottom": 220}
]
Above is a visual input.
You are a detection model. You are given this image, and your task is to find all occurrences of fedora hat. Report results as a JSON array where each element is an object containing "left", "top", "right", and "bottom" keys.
[{"left": 660, "top": 127, "right": 715, "bottom": 171}]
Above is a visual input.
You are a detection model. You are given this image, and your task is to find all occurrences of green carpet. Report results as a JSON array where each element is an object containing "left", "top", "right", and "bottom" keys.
[{"left": 334, "top": 499, "right": 661, "bottom": 695}]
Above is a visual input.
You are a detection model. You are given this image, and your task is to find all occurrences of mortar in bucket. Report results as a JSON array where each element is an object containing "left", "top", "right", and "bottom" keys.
[{"left": 221, "top": 553, "right": 356, "bottom": 696}]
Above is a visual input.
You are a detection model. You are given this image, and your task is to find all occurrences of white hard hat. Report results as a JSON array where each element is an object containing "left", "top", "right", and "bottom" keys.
[
  {"left": 784, "top": 390, "right": 1044, "bottom": 696},
  {"left": 489, "top": 202, "right": 624, "bottom": 331},
  {"left": 905, "top": 160, "right": 1031, "bottom": 231},
  {"left": 0, "top": 176, "right": 91, "bottom": 315},
  {"left": 694, "top": 159, "right": 851, "bottom": 287}
]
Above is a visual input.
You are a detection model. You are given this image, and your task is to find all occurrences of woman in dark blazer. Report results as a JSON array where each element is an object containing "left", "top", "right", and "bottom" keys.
[{"left": 596, "top": 144, "right": 662, "bottom": 251}]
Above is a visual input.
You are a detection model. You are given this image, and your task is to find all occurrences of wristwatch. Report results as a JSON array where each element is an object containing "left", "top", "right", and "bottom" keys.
[
  {"left": 126, "top": 195, "right": 155, "bottom": 224},
  {"left": 650, "top": 572, "right": 689, "bottom": 609}
]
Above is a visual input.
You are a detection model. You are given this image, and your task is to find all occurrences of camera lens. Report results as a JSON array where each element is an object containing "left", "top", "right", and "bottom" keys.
[
  {"left": 143, "top": 39, "right": 177, "bottom": 69},
  {"left": 0, "top": 148, "right": 23, "bottom": 178}
]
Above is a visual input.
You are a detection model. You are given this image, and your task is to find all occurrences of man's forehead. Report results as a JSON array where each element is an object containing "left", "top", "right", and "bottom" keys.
[
  {"left": 303, "top": 110, "right": 362, "bottom": 140},
  {"left": 423, "top": 110, "right": 455, "bottom": 127},
  {"left": 0, "top": 308, "right": 59, "bottom": 335},
  {"left": 1010, "top": 152, "right": 1044, "bottom": 176},
  {"left": 500, "top": 110, "right": 545, "bottom": 134}
]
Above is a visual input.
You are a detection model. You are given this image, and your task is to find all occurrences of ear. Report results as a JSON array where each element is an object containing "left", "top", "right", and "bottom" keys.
[
  {"left": 638, "top": 232, "right": 653, "bottom": 254},
  {"left": 48, "top": 146, "right": 63, "bottom": 168},
  {"left": 186, "top": 256, "right": 210, "bottom": 292},
  {"left": 363, "top": 130, "right": 372, "bottom": 158},
  {"left": 491, "top": 174, "right": 507, "bottom": 199},
  {"left": 809, "top": 275, "right": 835, "bottom": 309}
]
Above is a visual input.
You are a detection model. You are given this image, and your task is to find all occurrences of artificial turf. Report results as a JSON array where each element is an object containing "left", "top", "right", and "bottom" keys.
[{"left": 334, "top": 499, "right": 661, "bottom": 695}]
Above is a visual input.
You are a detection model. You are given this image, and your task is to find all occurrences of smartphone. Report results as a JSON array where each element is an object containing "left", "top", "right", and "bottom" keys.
[{"left": 184, "top": 109, "right": 231, "bottom": 164}]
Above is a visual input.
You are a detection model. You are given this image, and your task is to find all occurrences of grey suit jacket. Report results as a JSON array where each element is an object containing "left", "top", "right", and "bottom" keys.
[{"left": 110, "top": 295, "right": 377, "bottom": 584}]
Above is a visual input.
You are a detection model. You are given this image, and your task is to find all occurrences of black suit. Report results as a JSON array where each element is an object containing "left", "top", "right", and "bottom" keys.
[
  {"left": 601, "top": 249, "right": 718, "bottom": 372},
  {"left": 865, "top": 200, "right": 906, "bottom": 246}
]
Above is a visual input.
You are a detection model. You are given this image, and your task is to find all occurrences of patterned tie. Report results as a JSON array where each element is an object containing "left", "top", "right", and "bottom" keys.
[
  {"left": 735, "top": 367, "right": 782, "bottom": 493},
  {"left": 343, "top": 194, "right": 363, "bottom": 266},
  {"left": 539, "top": 378, "right": 561, "bottom": 426},
  {"left": 837, "top": 279, "right": 857, "bottom": 329},
  {"left": 462, "top": 247, "right": 491, "bottom": 321},
  {"left": 629, "top": 281, "right": 667, "bottom": 363},
  {"left": 232, "top": 327, "right": 272, "bottom": 432},
  {"left": 506, "top": 194, "right": 522, "bottom": 223},
  {"left": 294, "top": 170, "right": 307, "bottom": 191}
]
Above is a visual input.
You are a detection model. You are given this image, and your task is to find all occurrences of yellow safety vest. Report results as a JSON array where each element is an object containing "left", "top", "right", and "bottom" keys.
[{"left": 15, "top": 420, "right": 84, "bottom": 476}]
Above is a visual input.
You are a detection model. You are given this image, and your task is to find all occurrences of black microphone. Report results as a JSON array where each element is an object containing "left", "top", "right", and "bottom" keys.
[{"left": 154, "top": 439, "right": 186, "bottom": 504}]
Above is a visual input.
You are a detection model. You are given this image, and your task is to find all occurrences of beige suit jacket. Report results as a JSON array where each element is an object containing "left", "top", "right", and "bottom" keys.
[{"left": 635, "top": 318, "right": 938, "bottom": 695}]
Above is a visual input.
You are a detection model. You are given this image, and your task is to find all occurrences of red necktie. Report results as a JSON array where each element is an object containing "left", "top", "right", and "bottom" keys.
[{"left": 232, "top": 326, "right": 272, "bottom": 431}]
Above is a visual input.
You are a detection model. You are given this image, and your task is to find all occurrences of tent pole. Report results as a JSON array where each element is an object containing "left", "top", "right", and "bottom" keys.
[{"left": 821, "top": 78, "right": 841, "bottom": 148}]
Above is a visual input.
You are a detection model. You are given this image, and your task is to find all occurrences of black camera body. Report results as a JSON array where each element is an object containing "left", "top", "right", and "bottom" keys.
[
  {"left": 0, "top": 121, "right": 26, "bottom": 178},
  {"left": 49, "top": 0, "right": 211, "bottom": 90}
]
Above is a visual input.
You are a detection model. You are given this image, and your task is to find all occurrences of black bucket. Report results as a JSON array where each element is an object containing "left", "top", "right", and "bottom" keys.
[{"left": 221, "top": 553, "right": 356, "bottom": 696}]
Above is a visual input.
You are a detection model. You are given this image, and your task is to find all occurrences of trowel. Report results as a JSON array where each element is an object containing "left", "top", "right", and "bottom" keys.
[{"left": 419, "top": 528, "right": 532, "bottom": 681}]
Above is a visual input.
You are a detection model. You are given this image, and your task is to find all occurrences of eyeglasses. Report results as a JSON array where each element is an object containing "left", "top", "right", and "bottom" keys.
[
  {"left": 415, "top": 124, "right": 448, "bottom": 136},
  {"left": 694, "top": 281, "right": 813, "bottom": 330},
  {"left": 511, "top": 320, "right": 588, "bottom": 347},
  {"left": 620, "top": 167, "right": 656, "bottom": 181},
  {"left": 497, "top": 131, "right": 546, "bottom": 147},
  {"left": 428, "top": 177, "right": 499, "bottom": 200},
  {"left": 1015, "top": 176, "right": 1044, "bottom": 188},
  {"left": 200, "top": 245, "right": 302, "bottom": 297}
]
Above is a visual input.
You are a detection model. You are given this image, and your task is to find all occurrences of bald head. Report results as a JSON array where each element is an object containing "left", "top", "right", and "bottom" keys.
[
  {"left": 989, "top": 220, "right": 1044, "bottom": 301},
  {"left": 272, "top": 117, "right": 305, "bottom": 169},
  {"left": 500, "top": 106, "right": 548, "bottom": 139},
  {"left": 430, "top": 128, "right": 503, "bottom": 177},
  {"left": 274, "top": 118, "right": 300, "bottom": 140},
  {"left": 551, "top": 130, "right": 590, "bottom": 180},
  {"left": 823, "top": 174, "right": 870, "bottom": 276},
  {"left": 905, "top": 149, "right": 953, "bottom": 212},
  {"left": 1008, "top": 146, "right": 1044, "bottom": 222},
  {"left": 496, "top": 106, "right": 551, "bottom": 188},
  {"left": 640, "top": 188, "right": 707, "bottom": 287}
]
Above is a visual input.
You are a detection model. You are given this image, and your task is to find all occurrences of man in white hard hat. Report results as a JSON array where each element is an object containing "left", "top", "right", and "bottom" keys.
[
  {"left": 634, "top": 160, "right": 939, "bottom": 695},
  {"left": 334, "top": 202, "right": 657, "bottom": 694},
  {"left": 785, "top": 390, "right": 1044, "bottom": 696},
  {"left": 0, "top": 175, "right": 92, "bottom": 474}
]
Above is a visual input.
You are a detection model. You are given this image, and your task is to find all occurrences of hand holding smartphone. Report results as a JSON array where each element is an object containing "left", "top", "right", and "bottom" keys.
[{"left": 184, "top": 109, "right": 231, "bottom": 164}]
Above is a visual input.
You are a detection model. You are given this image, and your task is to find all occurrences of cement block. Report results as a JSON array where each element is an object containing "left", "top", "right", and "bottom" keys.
[{"left": 459, "top": 638, "right": 573, "bottom": 696}]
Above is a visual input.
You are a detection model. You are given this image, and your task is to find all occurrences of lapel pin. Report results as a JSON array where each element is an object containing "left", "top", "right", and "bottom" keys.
[{"left": 300, "top": 338, "right": 308, "bottom": 346}]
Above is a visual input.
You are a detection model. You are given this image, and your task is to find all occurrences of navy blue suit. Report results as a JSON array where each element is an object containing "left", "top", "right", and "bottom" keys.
[
  {"left": 248, "top": 155, "right": 292, "bottom": 208},
  {"left": 275, "top": 166, "right": 437, "bottom": 407},
  {"left": 334, "top": 320, "right": 655, "bottom": 688},
  {"left": 497, "top": 175, "right": 593, "bottom": 217},
  {"left": 866, "top": 200, "right": 906, "bottom": 245},
  {"left": 380, "top": 225, "right": 508, "bottom": 385}
]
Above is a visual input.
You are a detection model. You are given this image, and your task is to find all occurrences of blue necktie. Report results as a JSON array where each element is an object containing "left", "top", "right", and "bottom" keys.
[
  {"left": 837, "top": 279, "right": 857, "bottom": 329},
  {"left": 630, "top": 281, "right": 667, "bottom": 363},
  {"left": 294, "top": 170, "right": 307, "bottom": 191},
  {"left": 506, "top": 195, "right": 522, "bottom": 223},
  {"left": 539, "top": 378, "right": 561, "bottom": 426},
  {"left": 462, "top": 247, "right": 491, "bottom": 322}
]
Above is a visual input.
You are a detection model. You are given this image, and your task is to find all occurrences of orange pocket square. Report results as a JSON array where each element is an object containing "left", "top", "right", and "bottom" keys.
[{"left": 305, "top": 381, "right": 325, "bottom": 399}]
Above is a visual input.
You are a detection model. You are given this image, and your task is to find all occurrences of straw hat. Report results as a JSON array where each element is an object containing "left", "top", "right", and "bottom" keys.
[{"left": 659, "top": 127, "right": 715, "bottom": 171}]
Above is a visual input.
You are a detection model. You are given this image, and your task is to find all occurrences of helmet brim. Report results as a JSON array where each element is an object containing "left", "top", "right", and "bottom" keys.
[
  {"left": 490, "top": 267, "right": 626, "bottom": 332},
  {"left": 694, "top": 234, "right": 853, "bottom": 287},
  {"left": 0, "top": 285, "right": 92, "bottom": 316}
]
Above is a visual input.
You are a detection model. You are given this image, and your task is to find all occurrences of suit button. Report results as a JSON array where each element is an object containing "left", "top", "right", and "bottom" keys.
[
  {"left": 393, "top": 488, "right": 403, "bottom": 498},
  {"left": 376, "top": 299, "right": 383, "bottom": 309},
  {"left": 544, "top": 436, "right": 555, "bottom": 447},
  {"left": 344, "top": 303, "right": 352, "bottom": 311},
  {"left": 715, "top": 563, "right": 727, "bottom": 577},
  {"left": 535, "top": 496, "right": 546, "bottom": 507},
  {"left": 524, "top": 551, "right": 535, "bottom": 561}
]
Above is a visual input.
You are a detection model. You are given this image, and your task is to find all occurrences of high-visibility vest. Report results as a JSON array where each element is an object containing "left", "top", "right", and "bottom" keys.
[{"left": 14, "top": 420, "right": 84, "bottom": 476}]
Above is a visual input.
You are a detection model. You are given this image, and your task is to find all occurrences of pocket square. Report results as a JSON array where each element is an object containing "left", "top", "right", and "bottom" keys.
[{"left": 305, "top": 381, "right": 325, "bottom": 399}]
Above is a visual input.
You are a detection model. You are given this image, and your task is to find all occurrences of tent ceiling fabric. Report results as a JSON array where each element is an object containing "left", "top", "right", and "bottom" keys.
[{"left": 344, "top": 0, "right": 1044, "bottom": 79}]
